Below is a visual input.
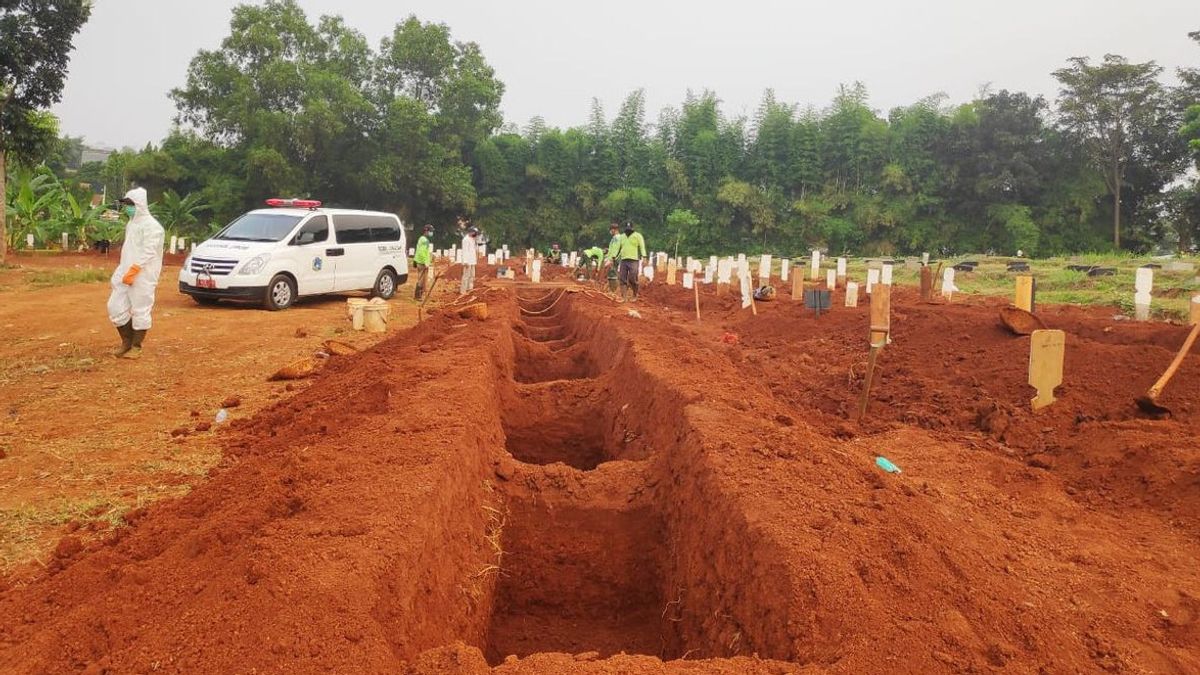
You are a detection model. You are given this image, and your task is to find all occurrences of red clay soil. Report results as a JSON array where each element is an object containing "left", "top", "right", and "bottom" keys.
[{"left": 2, "top": 271, "right": 1200, "bottom": 674}]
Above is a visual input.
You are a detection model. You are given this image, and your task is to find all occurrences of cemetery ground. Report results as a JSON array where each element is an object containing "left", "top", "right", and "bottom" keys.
[{"left": 1, "top": 251, "right": 1200, "bottom": 673}]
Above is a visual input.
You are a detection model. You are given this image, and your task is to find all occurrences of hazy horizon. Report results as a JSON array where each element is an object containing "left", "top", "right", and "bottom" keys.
[{"left": 52, "top": 0, "right": 1198, "bottom": 150}]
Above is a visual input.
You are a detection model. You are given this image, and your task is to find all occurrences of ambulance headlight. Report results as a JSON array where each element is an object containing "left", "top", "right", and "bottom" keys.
[{"left": 238, "top": 253, "right": 271, "bottom": 275}]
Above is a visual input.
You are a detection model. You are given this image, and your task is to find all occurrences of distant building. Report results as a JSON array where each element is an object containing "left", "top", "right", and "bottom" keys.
[{"left": 81, "top": 147, "right": 113, "bottom": 165}]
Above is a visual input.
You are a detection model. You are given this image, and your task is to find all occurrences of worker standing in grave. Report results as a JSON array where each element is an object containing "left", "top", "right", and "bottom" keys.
[
  {"left": 616, "top": 222, "right": 647, "bottom": 302},
  {"left": 107, "top": 187, "right": 164, "bottom": 359},
  {"left": 604, "top": 222, "right": 623, "bottom": 293},
  {"left": 413, "top": 224, "right": 434, "bottom": 300}
]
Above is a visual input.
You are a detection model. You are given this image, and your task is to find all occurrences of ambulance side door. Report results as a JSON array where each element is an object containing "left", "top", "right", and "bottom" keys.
[{"left": 289, "top": 215, "right": 336, "bottom": 295}]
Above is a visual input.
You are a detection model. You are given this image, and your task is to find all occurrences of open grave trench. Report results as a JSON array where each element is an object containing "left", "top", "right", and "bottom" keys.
[{"left": 462, "top": 288, "right": 799, "bottom": 665}]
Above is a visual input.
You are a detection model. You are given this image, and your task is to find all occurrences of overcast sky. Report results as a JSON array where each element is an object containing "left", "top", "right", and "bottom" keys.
[{"left": 52, "top": 0, "right": 1198, "bottom": 149}]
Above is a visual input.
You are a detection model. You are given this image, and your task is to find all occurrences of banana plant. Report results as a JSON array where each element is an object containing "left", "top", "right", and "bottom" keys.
[
  {"left": 54, "top": 190, "right": 108, "bottom": 250},
  {"left": 5, "top": 170, "right": 61, "bottom": 250}
]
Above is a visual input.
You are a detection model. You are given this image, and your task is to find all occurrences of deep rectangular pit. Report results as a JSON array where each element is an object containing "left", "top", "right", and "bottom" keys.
[
  {"left": 502, "top": 380, "right": 612, "bottom": 470},
  {"left": 484, "top": 493, "right": 670, "bottom": 664}
]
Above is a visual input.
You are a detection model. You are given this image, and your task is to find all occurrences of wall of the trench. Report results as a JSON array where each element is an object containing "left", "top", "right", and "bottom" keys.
[{"left": 480, "top": 291, "right": 803, "bottom": 663}]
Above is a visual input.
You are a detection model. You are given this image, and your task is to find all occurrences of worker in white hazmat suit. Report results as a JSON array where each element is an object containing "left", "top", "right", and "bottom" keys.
[{"left": 107, "top": 187, "right": 165, "bottom": 359}]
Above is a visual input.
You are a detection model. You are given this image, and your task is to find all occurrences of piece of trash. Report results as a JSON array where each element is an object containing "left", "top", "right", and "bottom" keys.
[
  {"left": 627, "top": 309, "right": 642, "bottom": 319},
  {"left": 214, "top": 409, "right": 229, "bottom": 424},
  {"left": 875, "top": 456, "right": 901, "bottom": 473}
]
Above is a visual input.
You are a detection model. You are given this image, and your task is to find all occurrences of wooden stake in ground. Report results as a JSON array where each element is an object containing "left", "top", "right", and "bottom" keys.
[
  {"left": 1014, "top": 274, "right": 1036, "bottom": 313},
  {"left": 919, "top": 265, "right": 933, "bottom": 302},
  {"left": 694, "top": 281, "right": 701, "bottom": 322},
  {"left": 857, "top": 284, "right": 891, "bottom": 420},
  {"left": 1191, "top": 295, "right": 1200, "bottom": 326},
  {"left": 1028, "top": 329, "right": 1065, "bottom": 411},
  {"left": 417, "top": 270, "right": 444, "bottom": 323}
]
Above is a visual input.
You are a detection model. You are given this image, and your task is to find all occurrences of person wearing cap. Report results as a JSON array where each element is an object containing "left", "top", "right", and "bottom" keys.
[
  {"left": 616, "top": 222, "right": 647, "bottom": 301},
  {"left": 414, "top": 224, "right": 434, "bottom": 300},
  {"left": 460, "top": 226, "right": 479, "bottom": 294},
  {"left": 107, "top": 187, "right": 165, "bottom": 359}
]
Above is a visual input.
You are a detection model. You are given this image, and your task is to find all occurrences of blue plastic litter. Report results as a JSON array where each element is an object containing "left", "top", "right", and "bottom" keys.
[{"left": 875, "top": 456, "right": 901, "bottom": 474}]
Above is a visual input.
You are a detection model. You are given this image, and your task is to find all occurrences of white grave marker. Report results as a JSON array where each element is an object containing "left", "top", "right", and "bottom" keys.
[
  {"left": 781, "top": 258, "right": 790, "bottom": 282},
  {"left": 810, "top": 250, "right": 821, "bottom": 280},
  {"left": 683, "top": 272, "right": 694, "bottom": 289},
  {"left": 759, "top": 254, "right": 772, "bottom": 282},
  {"left": 644, "top": 264, "right": 655, "bottom": 282},
  {"left": 704, "top": 265, "right": 714, "bottom": 284},
  {"left": 922, "top": 252, "right": 930, "bottom": 265},
  {"left": 866, "top": 268, "right": 880, "bottom": 294},
  {"left": 531, "top": 259, "right": 542, "bottom": 283},
  {"left": 836, "top": 257, "right": 847, "bottom": 278},
  {"left": 560, "top": 253, "right": 569, "bottom": 266},
  {"left": 826, "top": 268, "right": 837, "bottom": 289},
  {"left": 882, "top": 264, "right": 894, "bottom": 286},
  {"left": 845, "top": 282, "right": 860, "bottom": 307},
  {"left": 62, "top": 232, "right": 70, "bottom": 251},
  {"left": 740, "top": 273, "right": 753, "bottom": 309},
  {"left": 942, "top": 267, "right": 957, "bottom": 299},
  {"left": 487, "top": 253, "right": 496, "bottom": 265},
  {"left": 718, "top": 259, "right": 733, "bottom": 284},
  {"left": 26, "top": 233, "right": 34, "bottom": 248}
]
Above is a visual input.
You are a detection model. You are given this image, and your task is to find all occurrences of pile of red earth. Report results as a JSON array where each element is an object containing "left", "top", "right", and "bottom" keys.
[{"left": 2, "top": 278, "right": 1199, "bottom": 674}]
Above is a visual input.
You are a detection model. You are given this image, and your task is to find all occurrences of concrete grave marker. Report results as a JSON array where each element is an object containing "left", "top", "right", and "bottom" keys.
[
  {"left": 810, "top": 250, "right": 821, "bottom": 280},
  {"left": 759, "top": 254, "right": 772, "bottom": 283},
  {"left": 781, "top": 258, "right": 790, "bottom": 282},
  {"left": 683, "top": 272, "right": 694, "bottom": 289},
  {"left": 26, "top": 233, "right": 34, "bottom": 248},
  {"left": 826, "top": 268, "right": 837, "bottom": 289},
  {"left": 881, "top": 264, "right": 893, "bottom": 286},
  {"left": 63, "top": 232, "right": 70, "bottom": 251},
  {"left": 922, "top": 252, "right": 930, "bottom": 265},
  {"left": 531, "top": 259, "right": 542, "bottom": 283},
  {"left": 704, "top": 265, "right": 714, "bottom": 284},
  {"left": 740, "top": 272, "right": 753, "bottom": 309},
  {"left": 487, "top": 253, "right": 496, "bottom": 265},
  {"left": 836, "top": 257, "right": 847, "bottom": 285},
  {"left": 1135, "top": 267, "right": 1153, "bottom": 321},
  {"left": 644, "top": 264, "right": 655, "bottom": 282}
]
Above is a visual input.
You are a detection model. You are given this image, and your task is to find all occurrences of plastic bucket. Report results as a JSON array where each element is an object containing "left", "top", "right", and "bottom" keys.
[
  {"left": 362, "top": 304, "right": 389, "bottom": 333},
  {"left": 347, "top": 298, "right": 368, "bottom": 330}
]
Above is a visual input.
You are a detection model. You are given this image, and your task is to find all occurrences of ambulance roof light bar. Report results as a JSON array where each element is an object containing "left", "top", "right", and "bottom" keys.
[{"left": 265, "top": 198, "right": 322, "bottom": 210}]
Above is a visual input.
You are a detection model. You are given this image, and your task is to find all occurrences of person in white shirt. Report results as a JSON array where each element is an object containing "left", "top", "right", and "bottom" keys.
[{"left": 460, "top": 227, "right": 479, "bottom": 294}]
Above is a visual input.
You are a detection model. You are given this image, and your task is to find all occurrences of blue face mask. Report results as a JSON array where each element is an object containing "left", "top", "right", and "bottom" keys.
[{"left": 123, "top": 205, "right": 136, "bottom": 218}]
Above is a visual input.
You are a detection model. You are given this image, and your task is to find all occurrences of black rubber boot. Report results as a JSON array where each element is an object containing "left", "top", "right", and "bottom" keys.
[
  {"left": 122, "top": 329, "right": 147, "bottom": 360},
  {"left": 114, "top": 322, "right": 134, "bottom": 357}
]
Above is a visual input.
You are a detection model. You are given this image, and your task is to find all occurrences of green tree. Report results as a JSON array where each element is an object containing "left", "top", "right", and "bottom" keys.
[
  {"left": 1053, "top": 55, "right": 1173, "bottom": 248},
  {"left": 0, "top": 0, "right": 91, "bottom": 262}
]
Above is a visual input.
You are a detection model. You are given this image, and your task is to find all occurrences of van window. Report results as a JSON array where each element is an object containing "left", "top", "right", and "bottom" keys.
[
  {"left": 334, "top": 214, "right": 401, "bottom": 244},
  {"left": 290, "top": 216, "right": 329, "bottom": 245},
  {"left": 371, "top": 217, "right": 402, "bottom": 242},
  {"left": 214, "top": 213, "right": 303, "bottom": 242},
  {"left": 333, "top": 214, "right": 372, "bottom": 244}
]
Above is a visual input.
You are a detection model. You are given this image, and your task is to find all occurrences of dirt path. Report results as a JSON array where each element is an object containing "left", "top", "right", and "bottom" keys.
[{"left": 0, "top": 254, "right": 422, "bottom": 570}]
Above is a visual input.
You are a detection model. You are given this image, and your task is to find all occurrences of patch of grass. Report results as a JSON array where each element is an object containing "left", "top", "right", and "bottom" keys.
[
  {"left": 27, "top": 268, "right": 110, "bottom": 287},
  {"left": 0, "top": 495, "right": 127, "bottom": 569}
]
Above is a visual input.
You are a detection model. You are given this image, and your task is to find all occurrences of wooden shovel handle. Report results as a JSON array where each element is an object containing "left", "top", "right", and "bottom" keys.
[{"left": 1148, "top": 321, "right": 1200, "bottom": 398}]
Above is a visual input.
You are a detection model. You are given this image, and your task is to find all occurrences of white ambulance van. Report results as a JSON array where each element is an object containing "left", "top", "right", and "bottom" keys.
[{"left": 178, "top": 199, "right": 408, "bottom": 310}]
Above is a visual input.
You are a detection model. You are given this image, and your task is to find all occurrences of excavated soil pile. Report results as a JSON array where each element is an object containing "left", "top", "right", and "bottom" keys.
[{"left": 2, "top": 274, "right": 1200, "bottom": 674}]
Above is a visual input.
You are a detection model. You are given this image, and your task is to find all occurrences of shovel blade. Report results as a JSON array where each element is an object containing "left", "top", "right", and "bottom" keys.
[{"left": 1135, "top": 395, "right": 1171, "bottom": 419}]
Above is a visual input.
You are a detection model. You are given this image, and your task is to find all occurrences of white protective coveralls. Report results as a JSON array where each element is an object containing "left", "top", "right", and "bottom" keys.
[
  {"left": 460, "top": 233, "right": 478, "bottom": 294},
  {"left": 107, "top": 188, "right": 165, "bottom": 330}
]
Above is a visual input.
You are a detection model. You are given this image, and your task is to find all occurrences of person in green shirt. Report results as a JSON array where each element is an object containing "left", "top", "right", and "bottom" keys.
[
  {"left": 413, "top": 224, "right": 433, "bottom": 300},
  {"left": 616, "top": 222, "right": 647, "bottom": 301},
  {"left": 604, "top": 222, "right": 623, "bottom": 292}
]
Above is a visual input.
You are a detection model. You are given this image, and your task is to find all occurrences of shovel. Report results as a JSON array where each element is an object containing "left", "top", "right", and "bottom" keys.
[
  {"left": 1136, "top": 321, "right": 1200, "bottom": 417},
  {"left": 999, "top": 306, "right": 1046, "bottom": 336}
]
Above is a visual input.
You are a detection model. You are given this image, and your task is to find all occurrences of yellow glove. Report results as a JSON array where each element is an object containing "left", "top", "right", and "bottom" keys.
[{"left": 122, "top": 265, "right": 141, "bottom": 285}]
